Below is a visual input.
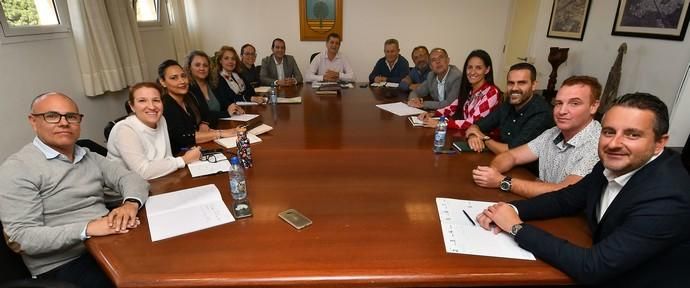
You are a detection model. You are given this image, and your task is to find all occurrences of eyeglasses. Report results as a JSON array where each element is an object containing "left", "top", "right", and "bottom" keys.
[
  {"left": 243, "top": 53, "right": 257, "bottom": 57},
  {"left": 31, "top": 112, "right": 84, "bottom": 124},
  {"left": 200, "top": 153, "right": 228, "bottom": 163}
]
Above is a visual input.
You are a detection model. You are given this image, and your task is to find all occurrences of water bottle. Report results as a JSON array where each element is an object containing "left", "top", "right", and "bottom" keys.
[
  {"left": 269, "top": 83, "right": 278, "bottom": 104},
  {"left": 236, "top": 129, "right": 253, "bottom": 168},
  {"left": 229, "top": 156, "right": 247, "bottom": 200},
  {"left": 433, "top": 116, "right": 447, "bottom": 152}
]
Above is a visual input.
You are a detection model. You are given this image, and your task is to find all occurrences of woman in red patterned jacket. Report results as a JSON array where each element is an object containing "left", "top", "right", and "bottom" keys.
[{"left": 418, "top": 49, "right": 500, "bottom": 130}]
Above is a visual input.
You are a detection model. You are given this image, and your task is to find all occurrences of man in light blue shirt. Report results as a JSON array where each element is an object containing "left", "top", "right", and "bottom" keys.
[{"left": 0, "top": 92, "right": 149, "bottom": 287}]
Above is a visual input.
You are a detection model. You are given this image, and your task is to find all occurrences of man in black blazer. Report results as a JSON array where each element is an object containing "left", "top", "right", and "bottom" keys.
[
  {"left": 260, "top": 38, "right": 303, "bottom": 87},
  {"left": 478, "top": 92, "right": 690, "bottom": 287}
]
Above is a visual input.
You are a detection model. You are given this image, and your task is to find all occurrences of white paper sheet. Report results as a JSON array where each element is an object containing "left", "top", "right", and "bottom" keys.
[
  {"left": 277, "top": 97, "right": 302, "bottom": 103},
  {"left": 371, "top": 82, "right": 400, "bottom": 88},
  {"left": 235, "top": 101, "right": 259, "bottom": 106},
  {"left": 187, "top": 153, "right": 230, "bottom": 177},
  {"left": 214, "top": 133, "right": 262, "bottom": 149},
  {"left": 254, "top": 86, "right": 271, "bottom": 93},
  {"left": 436, "top": 198, "right": 536, "bottom": 260},
  {"left": 376, "top": 102, "right": 425, "bottom": 116},
  {"left": 248, "top": 124, "right": 273, "bottom": 136},
  {"left": 146, "top": 184, "right": 234, "bottom": 241},
  {"left": 219, "top": 114, "right": 259, "bottom": 121}
]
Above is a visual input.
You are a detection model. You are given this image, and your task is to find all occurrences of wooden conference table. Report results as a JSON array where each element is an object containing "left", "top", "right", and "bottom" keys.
[{"left": 87, "top": 85, "right": 591, "bottom": 287}]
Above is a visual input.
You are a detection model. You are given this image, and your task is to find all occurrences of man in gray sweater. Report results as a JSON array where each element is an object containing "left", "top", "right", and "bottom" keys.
[{"left": 0, "top": 92, "right": 149, "bottom": 287}]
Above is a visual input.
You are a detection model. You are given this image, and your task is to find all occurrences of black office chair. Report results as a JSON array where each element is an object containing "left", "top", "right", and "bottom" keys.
[
  {"left": 682, "top": 133, "right": 690, "bottom": 172},
  {"left": 310, "top": 52, "right": 320, "bottom": 63},
  {"left": 0, "top": 222, "right": 30, "bottom": 284},
  {"left": 75, "top": 139, "right": 107, "bottom": 157}
]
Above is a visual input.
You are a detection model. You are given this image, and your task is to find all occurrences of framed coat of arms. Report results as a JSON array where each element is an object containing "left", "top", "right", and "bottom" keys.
[{"left": 299, "top": 0, "right": 343, "bottom": 41}]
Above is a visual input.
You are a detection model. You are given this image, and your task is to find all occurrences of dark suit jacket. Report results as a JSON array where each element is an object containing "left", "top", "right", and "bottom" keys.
[
  {"left": 162, "top": 93, "right": 211, "bottom": 154},
  {"left": 213, "top": 73, "right": 257, "bottom": 112},
  {"left": 513, "top": 149, "right": 690, "bottom": 287},
  {"left": 260, "top": 54, "right": 303, "bottom": 86}
]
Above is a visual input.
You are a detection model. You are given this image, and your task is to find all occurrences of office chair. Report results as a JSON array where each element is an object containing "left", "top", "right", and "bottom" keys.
[
  {"left": 682, "top": 133, "right": 690, "bottom": 172},
  {"left": 75, "top": 139, "right": 107, "bottom": 157},
  {"left": 310, "top": 52, "right": 320, "bottom": 63}
]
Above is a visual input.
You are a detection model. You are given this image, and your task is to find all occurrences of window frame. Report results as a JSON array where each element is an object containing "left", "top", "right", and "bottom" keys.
[
  {"left": 0, "top": 0, "right": 71, "bottom": 37},
  {"left": 133, "top": 0, "right": 161, "bottom": 27}
]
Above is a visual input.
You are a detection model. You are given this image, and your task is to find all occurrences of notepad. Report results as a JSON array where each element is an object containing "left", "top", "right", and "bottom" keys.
[
  {"left": 408, "top": 116, "right": 439, "bottom": 127},
  {"left": 187, "top": 153, "right": 230, "bottom": 177},
  {"left": 214, "top": 133, "right": 262, "bottom": 149},
  {"left": 376, "top": 102, "right": 425, "bottom": 116},
  {"left": 436, "top": 198, "right": 535, "bottom": 260},
  {"left": 146, "top": 184, "right": 235, "bottom": 241}
]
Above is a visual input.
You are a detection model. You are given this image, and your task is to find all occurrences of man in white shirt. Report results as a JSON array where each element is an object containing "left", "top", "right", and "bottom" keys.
[
  {"left": 472, "top": 76, "right": 602, "bottom": 198},
  {"left": 476, "top": 93, "right": 690, "bottom": 287},
  {"left": 306, "top": 32, "right": 355, "bottom": 82}
]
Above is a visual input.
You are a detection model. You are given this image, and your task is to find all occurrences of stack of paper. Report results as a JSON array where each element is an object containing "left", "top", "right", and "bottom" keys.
[
  {"left": 370, "top": 82, "right": 400, "bottom": 88},
  {"left": 146, "top": 184, "right": 235, "bottom": 241},
  {"left": 214, "top": 133, "right": 262, "bottom": 149},
  {"left": 376, "top": 102, "right": 425, "bottom": 116},
  {"left": 436, "top": 198, "right": 535, "bottom": 260},
  {"left": 408, "top": 116, "right": 439, "bottom": 127},
  {"left": 187, "top": 153, "right": 230, "bottom": 177}
]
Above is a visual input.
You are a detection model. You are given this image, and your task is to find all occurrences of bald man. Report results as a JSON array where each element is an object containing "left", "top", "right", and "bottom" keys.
[{"left": 0, "top": 93, "right": 149, "bottom": 287}]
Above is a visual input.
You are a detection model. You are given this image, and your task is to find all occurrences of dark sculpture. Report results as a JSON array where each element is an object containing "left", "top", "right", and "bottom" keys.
[
  {"left": 599, "top": 43, "right": 627, "bottom": 118},
  {"left": 544, "top": 47, "right": 569, "bottom": 103}
]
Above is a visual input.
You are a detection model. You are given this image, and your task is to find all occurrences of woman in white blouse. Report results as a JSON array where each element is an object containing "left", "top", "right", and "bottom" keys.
[{"left": 107, "top": 82, "right": 201, "bottom": 180}]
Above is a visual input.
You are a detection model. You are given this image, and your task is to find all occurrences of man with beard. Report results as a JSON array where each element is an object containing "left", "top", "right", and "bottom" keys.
[
  {"left": 400, "top": 46, "right": 430, "bottom": 91},
  {"left": 472, "top": 76, "right": 602, "bottom": 197},
  {"left": 477, "top": 93, "right": 690, "bottom": 287},
  {"left": 465, "top": 62, "right": 554, "bottom": 154}
]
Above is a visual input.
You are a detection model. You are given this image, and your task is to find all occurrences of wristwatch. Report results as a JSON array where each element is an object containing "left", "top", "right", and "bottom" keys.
[
  {"left": 499, "top": 176, "right": 512, "bottom": 192},
  {"left": 482, "top": 135, "right": 491, "bottom": 142},
  {"left": 510, "top": 223, "right": 523, "bottom": 236}
]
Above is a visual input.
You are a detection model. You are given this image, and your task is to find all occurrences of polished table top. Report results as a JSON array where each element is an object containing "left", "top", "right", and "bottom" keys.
[{"left": 87, "top": 85, "right": 591, "bottom": 287}]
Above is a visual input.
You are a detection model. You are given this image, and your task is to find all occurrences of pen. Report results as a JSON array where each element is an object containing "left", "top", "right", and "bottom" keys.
[{"left": 462, "top": 209, "right": 476, "bottom": 226}]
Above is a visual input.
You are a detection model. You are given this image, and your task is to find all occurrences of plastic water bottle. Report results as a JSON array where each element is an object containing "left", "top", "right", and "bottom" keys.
[
  {"left": 229, "top": 156, "right": 247, "bottom": 200},
  {"left": 433, "top": 116, "right": 447, "bottom": 152},
  {"left": 269, "top": 83, "right": 278, "bottom": 104}
]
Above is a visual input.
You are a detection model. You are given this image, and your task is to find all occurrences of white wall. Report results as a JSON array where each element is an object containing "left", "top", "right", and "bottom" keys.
[
  {"left": 0, "top": 35, "right": 128, "bottom": 161},
  {"left": 0, "top": 25, "right": 176, "bottom": 161},
  {"left": 530, "top": 0, "right": 690, "bottom": 145},
  {"left": 190, "top": 0, "right": 512, "bottom": 84}
]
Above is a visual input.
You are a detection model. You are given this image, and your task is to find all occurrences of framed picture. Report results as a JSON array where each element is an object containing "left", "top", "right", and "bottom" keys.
[
  {"left": 612, "top": 0, "right": 690, "bottom": 41},
  {"left": 299, "top": 0, "right": 343, "bottom": 41},
  {"left": 547, "top": 0, "right": 592, "bottom": 40}
]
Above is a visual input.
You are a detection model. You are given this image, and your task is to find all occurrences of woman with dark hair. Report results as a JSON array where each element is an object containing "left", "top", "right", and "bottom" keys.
[
  {"left": 239, "top": 43, "right": 261, "bottom": 87},
  {"left": 419, "top": 49, "right": 500, "bottom": 130},
  {"left": 158, "top": 59, "right": 241, "bottom": 154},
  {"left": 212, "top": 46, "right": 265, "bottom": 108},
  {"left": 107, "top": 82, "right": 201, "bottom": 179},
  {"left": 185, "top": 50, "right": 241, "bottom": 127}
]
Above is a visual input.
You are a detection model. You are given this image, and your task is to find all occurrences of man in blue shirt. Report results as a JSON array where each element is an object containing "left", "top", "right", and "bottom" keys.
[
  {"left": 368, "top": 39, "right": 409, "bottom": 85},
  {"left": 400, "top": 46, "right": 430, "bottom": 91}
]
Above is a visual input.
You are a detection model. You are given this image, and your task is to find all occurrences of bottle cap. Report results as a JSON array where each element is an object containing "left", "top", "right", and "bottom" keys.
[
  {"left": 230, "top": 156, "right": 240, "bottom": 165},
  {"left": 440, "top": 116, "right": 446, "bottom": 121}
]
